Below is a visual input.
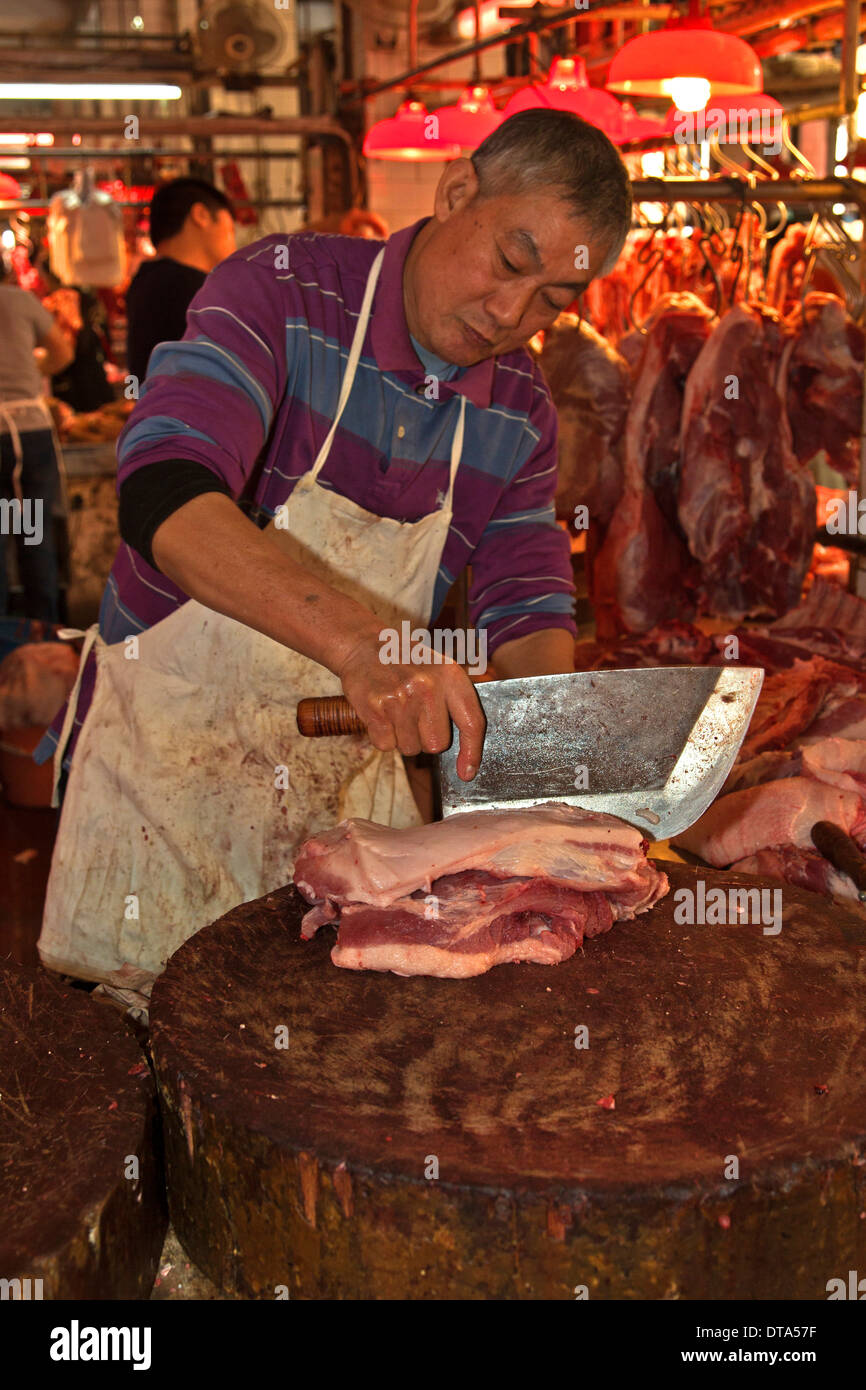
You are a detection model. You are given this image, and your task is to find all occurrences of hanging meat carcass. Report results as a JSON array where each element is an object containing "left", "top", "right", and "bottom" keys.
[
  {"left": 780, "top": 291, "right": 865, "bottom": 485},
  {"left": 532, "top": 314, "right": 631, "bottom": 528},
  {"left": 765, "top": 224, "right": 847, "bottom": 316},
  {"left": 585, "top": 223, "right": 764, "bottom": 345},
  {"left": 678, "top": 301, "right": 815, "bottom": 621},
  {"left": 589, "top": 292, "right": 716, "bottom": 637}
]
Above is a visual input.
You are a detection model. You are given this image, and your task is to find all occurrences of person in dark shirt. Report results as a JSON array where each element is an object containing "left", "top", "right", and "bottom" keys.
[{"left": 126, "top": 178, "right": 236, "bottom": 385}]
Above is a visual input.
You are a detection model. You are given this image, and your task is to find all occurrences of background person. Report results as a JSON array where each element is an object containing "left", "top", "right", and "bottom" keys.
[
  {"left": 126, "top": 178, "right": 236, "bottom": 385},
  {"left": 0, "top": 254, "right": 73, "bottom": 620}
]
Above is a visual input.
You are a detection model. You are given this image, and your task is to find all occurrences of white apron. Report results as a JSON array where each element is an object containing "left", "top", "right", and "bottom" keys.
[
  {"left": 38, "top": 247, "right": 467, "bottom": 989},
  {"left": 0, "top": 395, "right": 57, "bottom": 497}
]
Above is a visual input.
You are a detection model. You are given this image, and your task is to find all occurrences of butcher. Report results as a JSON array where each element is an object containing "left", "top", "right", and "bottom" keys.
[{"left": 36, "top": 107, "right": 632, "bottom": 998}]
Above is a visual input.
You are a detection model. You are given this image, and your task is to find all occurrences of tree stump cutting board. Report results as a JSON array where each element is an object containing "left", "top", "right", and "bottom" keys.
[
  {"left": 149, "top": 864, "right": 866, "bottom": 1300},
  {"left": 0, "top": 961, "right": 167, "bottom": 1299}
]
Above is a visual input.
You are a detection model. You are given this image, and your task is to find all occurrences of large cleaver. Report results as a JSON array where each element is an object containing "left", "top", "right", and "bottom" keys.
[{"left": 296, "top": 666, "right": 763, "bottom": 840}]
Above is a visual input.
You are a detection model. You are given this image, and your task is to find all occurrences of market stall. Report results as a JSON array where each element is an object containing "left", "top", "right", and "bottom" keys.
[{"left": 2, "top": 0, "right": 866, "bottom": 1336}]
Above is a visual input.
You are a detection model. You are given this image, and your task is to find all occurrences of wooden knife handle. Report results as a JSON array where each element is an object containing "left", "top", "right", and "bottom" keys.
[
  {"left": 811, "top": 820, "right": 866, "bottom": 897},
  {"left": 296, "top": 696, "right": 366, "bottom": 737}
]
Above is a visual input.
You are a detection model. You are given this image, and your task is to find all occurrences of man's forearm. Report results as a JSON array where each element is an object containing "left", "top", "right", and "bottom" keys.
[
  {"left": 150, "top": 491, "right": 382, "bottom": 676},
  {"left": 492, "top": 626, "right": 575, "bottom": 679}
]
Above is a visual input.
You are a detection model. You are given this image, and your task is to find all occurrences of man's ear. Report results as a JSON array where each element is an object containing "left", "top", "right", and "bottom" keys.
[
  {"left": 432, "top": 157, "right": 480, "bottom": 223},
  {"left": 188, "top": 201, "right": 212, "bottom": 230}
]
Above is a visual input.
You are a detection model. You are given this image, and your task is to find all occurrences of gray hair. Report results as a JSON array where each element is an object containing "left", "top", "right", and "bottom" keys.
[{"left": 470, "top": 108, "right": 633, "bottom": 277}]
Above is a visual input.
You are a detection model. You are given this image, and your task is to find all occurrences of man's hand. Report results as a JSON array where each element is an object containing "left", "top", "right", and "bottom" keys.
[
  {"left": 150, "top": 494, "right": 487, "bottom": 779},
  {"left": 337, "top": 634, "right": 486, "bottom": 782}
]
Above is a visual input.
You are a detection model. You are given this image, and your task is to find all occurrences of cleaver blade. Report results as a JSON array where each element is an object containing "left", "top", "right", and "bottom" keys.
[{"left": 437, "top": 665, "right": 764, "bottom": 840}]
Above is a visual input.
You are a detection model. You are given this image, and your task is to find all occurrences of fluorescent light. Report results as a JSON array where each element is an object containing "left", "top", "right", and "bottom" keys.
[
  {"left": 0, "top": 132, "right": 53, "bottom": 146},
  {"left": 857, "top": 43, "right": 866, "bottom": 75},
  {"left": 0, "top": 157, "right": 29, "bottom": 168},
  {"left": 0, "top": 83, "right": 182, "bottom": 100}
]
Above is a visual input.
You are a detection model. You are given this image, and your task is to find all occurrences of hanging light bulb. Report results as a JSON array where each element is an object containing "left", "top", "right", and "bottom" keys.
[
  {"left": 503, "top": 57, "right": 626, "bottom": 142},
  {"left": 362, "top": 100, "right": 462, "bottom": 161},
  {"left": 607, "top": 0, "right": 762, "bottom": 100},
  {"left": 670, "top": 77, "right": 712, "bottom": 112},
  {"left": 435, "top": 86, "right": 502, "bottom": 149}
]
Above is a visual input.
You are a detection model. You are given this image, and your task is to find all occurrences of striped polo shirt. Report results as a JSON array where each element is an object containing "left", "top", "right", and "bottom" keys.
[{"left": 37, "top": 217, "right": 575, "bottom": 771}]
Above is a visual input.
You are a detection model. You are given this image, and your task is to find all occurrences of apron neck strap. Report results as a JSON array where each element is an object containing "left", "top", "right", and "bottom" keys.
[
  {"left": 439, "top": 393, "right": 466, "bottom": 518},
  {"left": 309, "top": 247, "right": 385, "bottom": 484},
  {"left": 307, "top": 245, "right": 467, "bottom": 515}
]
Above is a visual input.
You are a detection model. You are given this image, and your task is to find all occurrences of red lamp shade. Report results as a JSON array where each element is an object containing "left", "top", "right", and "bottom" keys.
[
  {"left": 435, "top": 86, "right": 502, "bottom": 149},
  {"left": 503, "top": 57, "right": 626, "bottom": 141},
  {"left": 607, "top": 4, "right": 763, "bottom": 99},
  {"left": 0, "top": 172, "right": 22, "bottom": 200},
  {"left": 663, "top": 91, "right": 783, "bottom": 141},
  {"left": 363, "top": 100, "right": 462, "bottom": 161},
  {"left": 618, "top": 101, "right": 669, "bottom": 146}
]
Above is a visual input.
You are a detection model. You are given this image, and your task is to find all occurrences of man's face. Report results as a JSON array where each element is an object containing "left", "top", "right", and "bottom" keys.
[
  {"left": 200, "top": 207, "right": 236, "bottom": 269},
  {"left": 403, "top": 159, "right": 613, "bottom": 366}
]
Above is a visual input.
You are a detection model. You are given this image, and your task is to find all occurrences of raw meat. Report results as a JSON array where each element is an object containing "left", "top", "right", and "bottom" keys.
[
  {"left": 771, "top": 577, "right": 866, "bottom": 656},
  {"left": 533, "top": 314, "right": 630, "bottom": 527},
  {"left": 781, "top": 293, "right": 864, "bottom": 484},
  {"left": 720, "top": 748, "right": 804, "bottom": 796},
  {"left": 678, "top": 302, "right": 815, "bottom": 620},
  {"left": 765, "top": 225, "right": 850, "bottom": 316},
  {"left": 730, "top": 845, "right": 863, "bottom": 905},
  {"left": 797, "top": 697, "right": 866, "bottom": 744},
  {"left": 330, "top": 871, "right": 618, "bottom": 978},
  {"left": 294, "top": 804, "right": 669, "bottom": 977},
  {"left": 586, "top": 224, "right": 764, "bottom": 344},
  {"left": 295, "top": 802, "right": 660, "bottom": 918},
  {"left": 715, "top": 629, "right": 866, "bottom": 684},
  {"left": 673, "top": 777, "right": 866, "bottom": 867},
  {"left": 589, "top": 293, "right": 714, "bottom": 636},
  {"left": 735, "top": 660, "right": 841, "bottom": 761},
  {"left": 574, "top": 619, "right": 714, "bottom": 672},
  {"left": 800, "top": 738, "right": 866, "bottom": 794}
]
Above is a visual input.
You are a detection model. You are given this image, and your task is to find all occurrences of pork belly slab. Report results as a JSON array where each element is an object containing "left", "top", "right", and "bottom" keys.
[
  {"left": 294, "top": 804, "right": 669, "bottom": 977},
  {"left": 674, "top": 777, "right": 866, "bottom": 868}
]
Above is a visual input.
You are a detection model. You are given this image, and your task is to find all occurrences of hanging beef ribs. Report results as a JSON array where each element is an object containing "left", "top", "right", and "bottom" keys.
[
  {"left": 589, "top": 292, "right": 715, "bottom": 637},
  {"left": 678, "top": 302, "right": 815, "bottom": 621},
  {"left": 781, "top": 292, "right": 864, "bottom": 484},
  {"left": 294, "top": 803, "right": 668, "bottom": 978},
  {"left": 533, "top": 314, "right": 631, "bottom": 528}
]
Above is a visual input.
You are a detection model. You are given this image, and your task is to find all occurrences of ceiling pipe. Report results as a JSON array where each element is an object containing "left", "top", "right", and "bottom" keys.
[
  {"left": 0, "top": 116, "right": 351, "bottom": 140},
  {"left": 716, "top": 0, "right": 851, "bottom": 37},
  {"left": 842, "top": 0, "right": 862, "bottom": 154},
  {"left": 348, "top": 1, "right": 864, "bottom": 104}
]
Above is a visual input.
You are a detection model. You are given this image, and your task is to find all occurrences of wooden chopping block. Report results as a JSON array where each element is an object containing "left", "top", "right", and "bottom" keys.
[
  {"left": 149, "top": 864, "right": 866, "bottom": 1300},
  {"left": 0, "top": 962, "right": 167, "bottom": 1299}
]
